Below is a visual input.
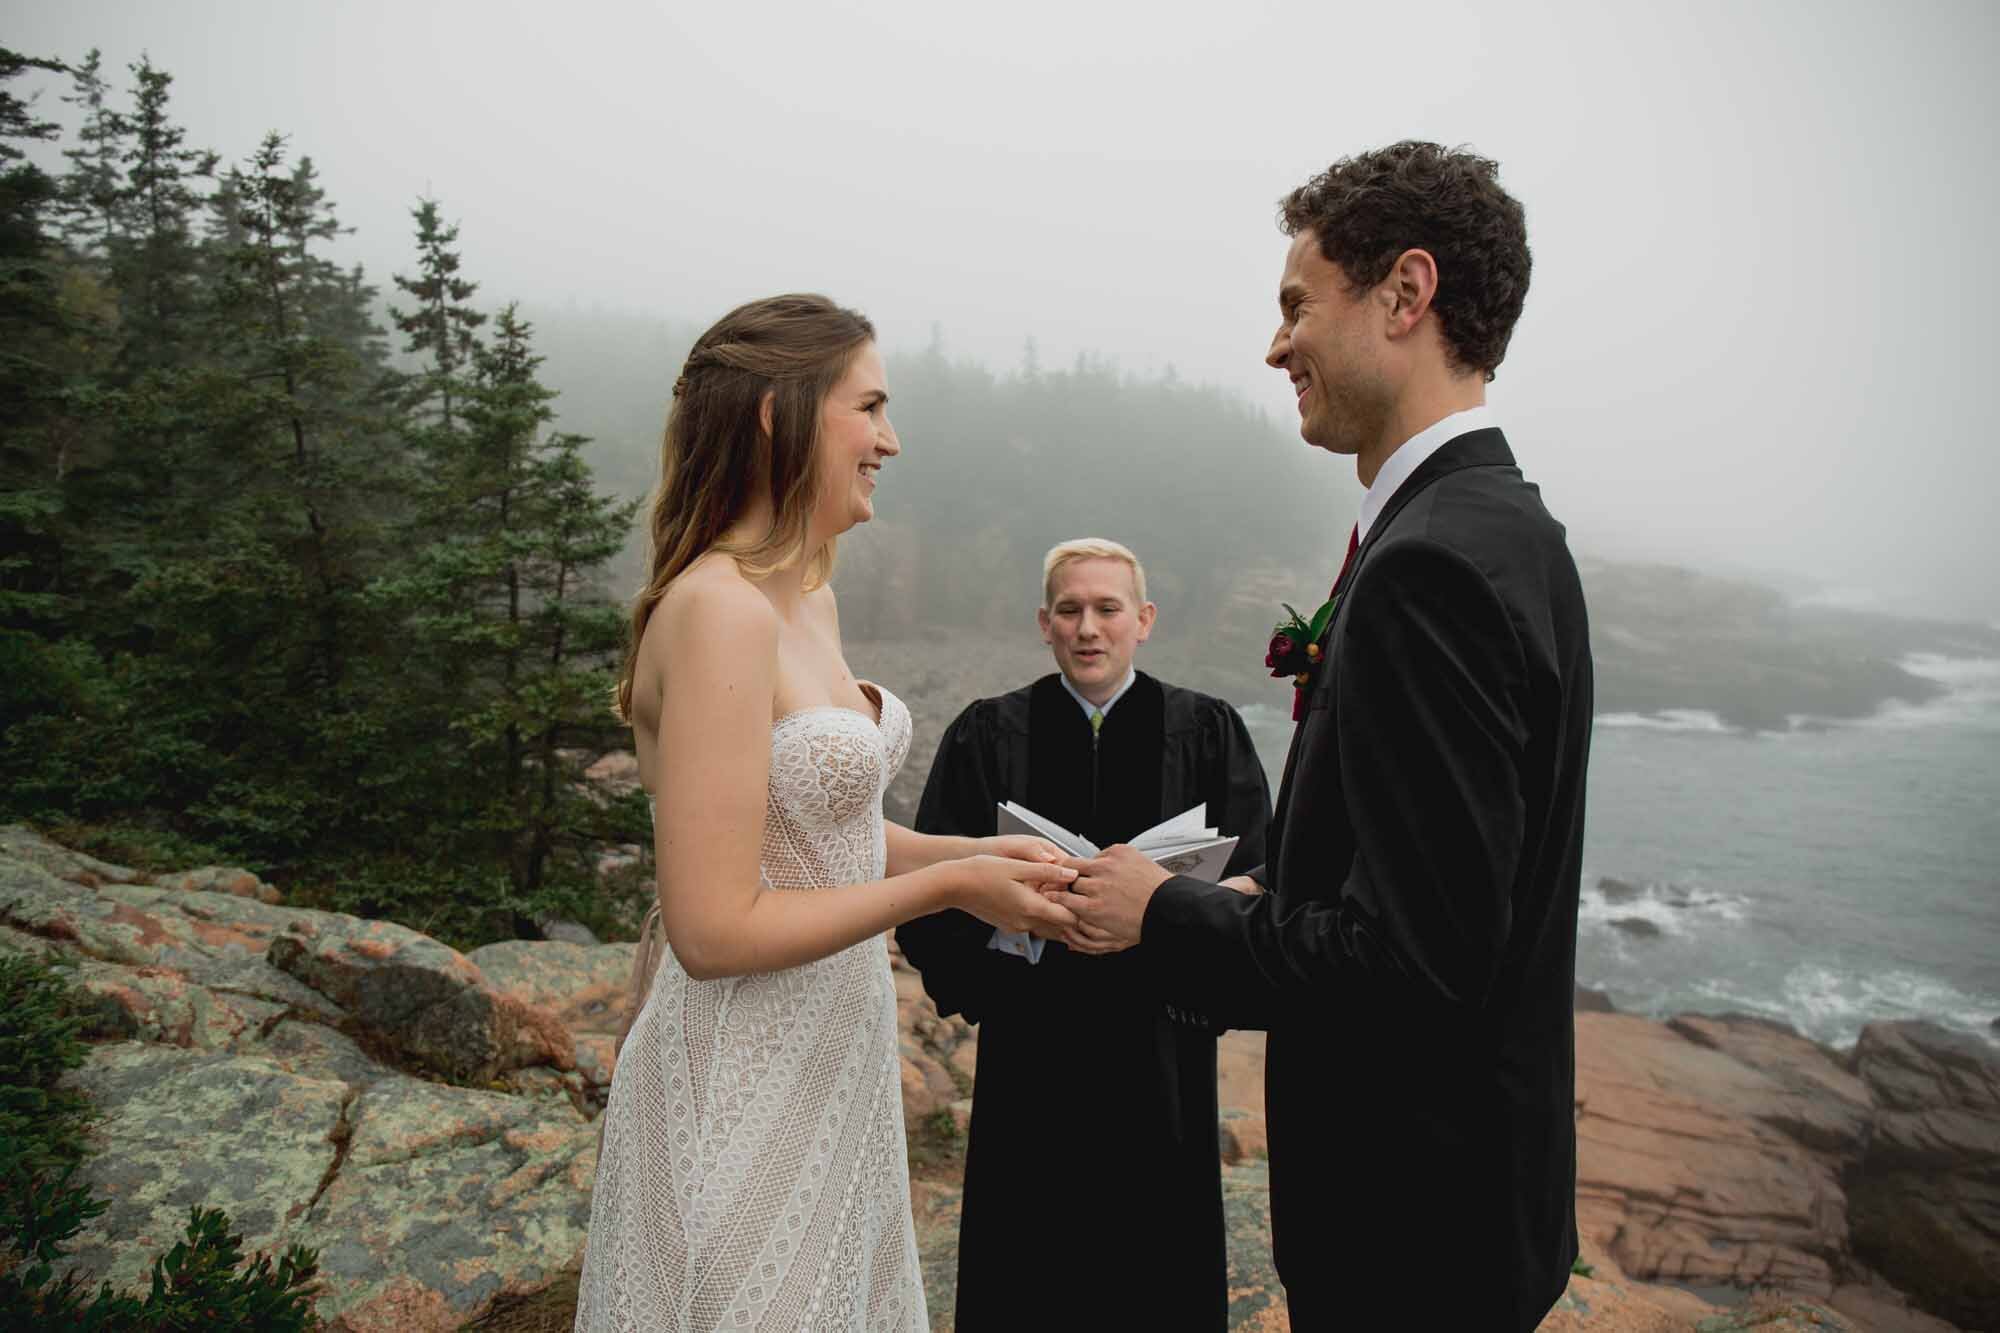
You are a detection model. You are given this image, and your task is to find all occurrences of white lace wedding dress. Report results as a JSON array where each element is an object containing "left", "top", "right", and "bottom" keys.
[{"left": 575, "top": 685, "right": 927, "bottom": 1332}]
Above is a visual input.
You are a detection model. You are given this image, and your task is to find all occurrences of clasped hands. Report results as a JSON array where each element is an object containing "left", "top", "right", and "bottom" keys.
[{"left": 987, "top": 837, "right": 1261, "bottom": 956}]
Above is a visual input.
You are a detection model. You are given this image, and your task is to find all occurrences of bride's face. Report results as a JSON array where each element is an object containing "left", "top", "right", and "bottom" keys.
[{"left": 812, "top": 342, "right": 899, "bottom": 538}]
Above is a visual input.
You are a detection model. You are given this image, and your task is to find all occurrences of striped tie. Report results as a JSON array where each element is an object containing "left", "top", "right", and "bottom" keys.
[{"left": 1090, "top": 708, "right": 1104, "bottom": 735}]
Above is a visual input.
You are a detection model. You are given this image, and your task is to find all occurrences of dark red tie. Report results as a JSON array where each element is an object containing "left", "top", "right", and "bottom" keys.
[{"left": 1330, "top": 524, "right": 1359, "bottom": 599}]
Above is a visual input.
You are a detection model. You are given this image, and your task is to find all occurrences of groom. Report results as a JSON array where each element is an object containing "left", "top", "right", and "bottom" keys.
[{"left": 1053, "top": 141, "right": 1593, "bottom": 1331}]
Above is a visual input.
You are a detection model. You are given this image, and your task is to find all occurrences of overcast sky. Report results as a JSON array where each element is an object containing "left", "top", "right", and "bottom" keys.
[{"left": 14, "top": 0, "right": 1999, "bottom": 622}]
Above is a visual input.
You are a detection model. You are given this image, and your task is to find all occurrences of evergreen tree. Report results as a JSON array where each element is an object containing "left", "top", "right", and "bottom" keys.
[
  {"left": 112, "top": 55, "right": 213, "bottom": 373},
  {"left": 150, "top": 133, "right": 405, "bottom": 851},
  {"left": 375, "top": 300, "right": 638, "bottom": 935},
  {"left": 54, "top": 49, "right": 124, "bottom": 259},
  {"left": 389, "top": 198, "right": 484, "bottom": 432},
  {"left": 0, "top": 47, "right": 68, "bottom": 631}
]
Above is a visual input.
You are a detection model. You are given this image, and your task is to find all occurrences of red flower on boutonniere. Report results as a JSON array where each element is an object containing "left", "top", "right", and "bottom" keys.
[{"left": 1265, "top": 598, "right": 1339, "bottom": 720}]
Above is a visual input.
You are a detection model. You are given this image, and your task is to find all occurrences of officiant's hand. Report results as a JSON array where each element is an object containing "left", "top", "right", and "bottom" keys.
[{"left": 1045, "top": 843, "right": 1170, "bottom": 954}]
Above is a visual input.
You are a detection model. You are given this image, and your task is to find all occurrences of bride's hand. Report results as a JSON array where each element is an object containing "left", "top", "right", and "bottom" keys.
[
  {"left": 950, "top": 855, "right": 1078, "bottom": 935},
  {"left": 982, "top": 835, "right": 1068, "bottom": 866}
]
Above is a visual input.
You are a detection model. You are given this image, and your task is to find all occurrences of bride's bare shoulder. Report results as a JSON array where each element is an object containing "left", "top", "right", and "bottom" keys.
[{"left": 648, "top": 555, "right": 778, "bottom": 647}]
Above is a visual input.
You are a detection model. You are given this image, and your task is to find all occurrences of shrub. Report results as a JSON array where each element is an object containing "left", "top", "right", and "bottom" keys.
[{"left": 0, "top": 955, "right": 323, "bottom": 1329}]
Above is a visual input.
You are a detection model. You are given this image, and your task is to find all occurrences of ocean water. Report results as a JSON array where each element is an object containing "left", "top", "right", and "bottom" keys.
[{"left": 1236, "top": 654, "right": 2000, "bottom": 1050}]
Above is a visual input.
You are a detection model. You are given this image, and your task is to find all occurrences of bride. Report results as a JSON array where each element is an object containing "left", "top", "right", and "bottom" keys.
[{"left": 574, "top": 294, "right": 1079, "bottom": 1331}]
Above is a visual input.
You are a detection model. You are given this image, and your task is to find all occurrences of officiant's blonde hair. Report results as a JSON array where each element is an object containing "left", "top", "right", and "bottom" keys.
[{"left": 1041, "top": 538, "right": 1148, "bottom": 607}]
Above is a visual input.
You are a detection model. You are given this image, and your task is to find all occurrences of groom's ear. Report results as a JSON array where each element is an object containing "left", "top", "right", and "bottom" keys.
[{"left": 1383, "top": 247, "right": 1440, "bottom": 338}]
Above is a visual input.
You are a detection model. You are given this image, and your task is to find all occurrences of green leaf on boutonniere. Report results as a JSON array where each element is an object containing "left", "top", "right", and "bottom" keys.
[
  {"left": 1305, "top": 595, "right": 1339, "bottom": 642},
  {"left": 1275, "top": 603, "right": 1314, "bottom": 646}
]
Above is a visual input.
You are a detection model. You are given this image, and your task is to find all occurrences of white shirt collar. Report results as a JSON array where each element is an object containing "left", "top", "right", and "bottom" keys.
[
  {"left": 1356, "top": 405, "right": 1499, "bottom": 543},
  {"left": 1058, "top": 667, "right": 1136, "bottom": 720}
]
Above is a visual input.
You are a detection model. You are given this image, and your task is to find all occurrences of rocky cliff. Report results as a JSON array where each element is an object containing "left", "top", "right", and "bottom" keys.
[{"left": 3, "top": 826, "right": 1991, "bottom": 1331}]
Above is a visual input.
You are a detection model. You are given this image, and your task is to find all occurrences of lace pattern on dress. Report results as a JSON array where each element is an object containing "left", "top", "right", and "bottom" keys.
[{"left": 575, "top": 688, "right": 923, "bottom": 1332}]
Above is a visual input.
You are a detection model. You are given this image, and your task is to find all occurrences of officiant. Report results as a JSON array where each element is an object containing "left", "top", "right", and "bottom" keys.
[{"left": 896, "top": 538, "right": 1271, "bottom": 1331}]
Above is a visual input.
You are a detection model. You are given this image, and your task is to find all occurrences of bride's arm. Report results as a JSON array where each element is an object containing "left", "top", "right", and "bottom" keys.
[
  {"left": 653, "top": 578, "right": 1076, "bottom": 981},
  {"left": 885, "top": 823, "right": 1065, "bottom": 879},
  {"left": 884, "top": 823, "right": 980, "bottom": 876}
]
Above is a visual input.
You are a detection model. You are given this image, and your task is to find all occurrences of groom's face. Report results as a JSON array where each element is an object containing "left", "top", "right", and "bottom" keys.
[{"left": 1267, "top": 229, "right": 1391, "bottom": 457}]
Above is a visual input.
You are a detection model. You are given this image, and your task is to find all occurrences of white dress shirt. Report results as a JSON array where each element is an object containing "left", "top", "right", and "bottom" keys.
[
  {"left": 1356, "top": 404, "right": 1498, "bottom": 543},
  {"left": 1057, "top": 666, "right": 1137, "bottom": 720}
]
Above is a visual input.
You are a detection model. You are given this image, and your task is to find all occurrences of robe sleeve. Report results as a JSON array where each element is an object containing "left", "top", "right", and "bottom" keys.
[
  {"left": 1204, "top": 699, "right": 1272, "bottom": 881},
  {"left": 893, "top": 701, "right": 1032, "bottom": 1024}
]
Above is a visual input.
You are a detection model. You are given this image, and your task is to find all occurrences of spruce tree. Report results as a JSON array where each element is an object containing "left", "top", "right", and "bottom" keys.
[
  {"left": 375, "top": 296, "right": 639, "bottom": 936},
  {"left": 54, "top": 49, "right": 125, "bottom": 260},
  {"left": 0, "top": 47, "right": 68, "bottom": 631},
  {"left": 389, "top": 198, "right": 484, "bottom": 432},
  {"left": 112, "top": 55, "right": 213, "bottom": 373}
]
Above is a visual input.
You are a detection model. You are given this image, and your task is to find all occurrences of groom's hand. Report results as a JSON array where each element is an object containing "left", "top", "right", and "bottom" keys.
[{"left": 1045, "top": 844, "right": 1170, "bottom": 954}]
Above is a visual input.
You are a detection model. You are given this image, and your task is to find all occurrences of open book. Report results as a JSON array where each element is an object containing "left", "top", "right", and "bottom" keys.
[{"left": 996, "top": 801, "right": 1238, "bottom": 884}]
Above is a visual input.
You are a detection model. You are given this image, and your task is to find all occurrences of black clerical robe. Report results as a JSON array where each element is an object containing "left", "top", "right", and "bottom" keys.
[{"left": 895, "top": 672, "right": 1271, "bottom": 1332}]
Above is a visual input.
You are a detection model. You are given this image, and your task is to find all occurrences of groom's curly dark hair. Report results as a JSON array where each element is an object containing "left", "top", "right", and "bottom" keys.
[{"left": 1280, "top": 141, "right": 1530, "bottom": 383}]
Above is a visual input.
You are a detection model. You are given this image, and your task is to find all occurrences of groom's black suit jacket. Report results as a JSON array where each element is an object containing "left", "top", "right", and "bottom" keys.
[{"left": 1143, "top": 428, "right": 1592, "bottom": 1331}]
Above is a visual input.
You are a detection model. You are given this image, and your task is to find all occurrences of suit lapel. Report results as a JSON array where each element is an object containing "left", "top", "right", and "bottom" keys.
[
  {"left": 1334, "top": 428, "right": 1516, "bottom": 628},
  {"left": 1265, "top": 428, "right": 1518, "bottom": 865}
]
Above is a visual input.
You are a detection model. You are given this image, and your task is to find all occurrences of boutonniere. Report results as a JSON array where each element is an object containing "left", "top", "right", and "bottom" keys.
[{"left": 1265, "top": 597, "right": 1339, "bottom": 721}]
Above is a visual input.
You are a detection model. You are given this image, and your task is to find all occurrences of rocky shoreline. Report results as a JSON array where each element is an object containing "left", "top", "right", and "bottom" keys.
[{"left": 2, "top": 825, "right": 1994, "bottom": 1331}]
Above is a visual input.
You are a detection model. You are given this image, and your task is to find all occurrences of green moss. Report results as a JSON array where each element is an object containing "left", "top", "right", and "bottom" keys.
[{"left": 0, "top": 955, "right": 324, "bottom": 1329}]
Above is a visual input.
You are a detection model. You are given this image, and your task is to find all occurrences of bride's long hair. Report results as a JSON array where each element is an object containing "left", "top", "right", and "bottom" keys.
[{"left": 612, "top": 293, "right": 876, "bottom": 722}]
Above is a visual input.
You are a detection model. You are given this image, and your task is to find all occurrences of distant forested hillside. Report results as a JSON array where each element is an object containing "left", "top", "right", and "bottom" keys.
[
  {"left": 525, "top": 307, "right": 1987, "bottom": 733},
  {"left": 4, "top": 43, "right": 1982, "bottom": 971},
  {"left": 523, "top": 308, "right": 1359, "bottom": 648}
]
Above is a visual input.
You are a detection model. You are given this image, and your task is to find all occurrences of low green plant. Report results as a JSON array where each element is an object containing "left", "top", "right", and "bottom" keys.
[{"left": 0, "top": 955, "right": 323, "bottom": 1329}]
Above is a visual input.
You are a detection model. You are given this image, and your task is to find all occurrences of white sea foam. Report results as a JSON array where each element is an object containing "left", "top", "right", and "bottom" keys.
[
  {"left": 1687, "top": 965, "right": 2000, "bottom": 1049},
  {"left": 1594, "top": 709, "right": 1733, "bottom": 734},
  {"left": 1781, "top": 656, "right": 2000, "bottom": 734},
  {"left": 1577, "top": 874, "right": 1748, "bottom": 940}
]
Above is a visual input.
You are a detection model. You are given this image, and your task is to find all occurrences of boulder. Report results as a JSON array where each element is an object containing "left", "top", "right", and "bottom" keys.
[
  {"left": 899, "top": 1039, "right": 959, "bottom": 1122},
  {"left": 582, "top": 750, "right": 640, "bottom": 794},
  {"left": 291, "top": 1075, "right": 596, "bottom": 1332},
  {"left": 268, "top": 914, "right": 573, "bottom": 1084},
  {"left": 0, "top": 855, "right": 348, "bottom": 1020},
  {"left": 60, "top": 1044, "right": 352, "bottom": 1294},
  {"left": 1573, "top": 1012, "right": 1850, "bottom": 1294},
  {"left": 1596, "top": 875, "right": 1644, "bottom": 904},
  {"left": 1575, "top": 984, "right": 1618, "bottom": 1013},
  {"left": 1218, "top": 1108, "right": 1268, "bottom": 1165},
  {"left": 536, "top": 918, "right": 601, "bottom": 947},
  {"left": 889, "top": 946, "right": 974, "bottom": 1126},
  {"left": 1667, "top": 1012, "right": 1874, "bottom": 1155},
  {"left": 1847, "top": 1021, "right": 2000, "bottom": 1330},
  {"left": 466, "top": 938, "right": 638, "bottom": 1036},
  {"left": 154, "top": 864, "right": 283, "bottom": 904},
  {"left": 70, "top": 957, "right": 289, "bottom": 1050},
  {"left": 4, "top": 833, "right": 601, "bottom": 1330},
  {"left": 0, "top": 823, "right": 143, "bottom": 886},
  {"left": 1539, "top": 1245, "right": 1727, "bottom": 1332},
  {"left": 2, "top": 854, "right": 292, "bottom": 969}
]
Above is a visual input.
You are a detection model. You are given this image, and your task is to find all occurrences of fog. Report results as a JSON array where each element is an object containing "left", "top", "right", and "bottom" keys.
[{"left": 12, "top": 0, "right": 1999, "bottom": 622}]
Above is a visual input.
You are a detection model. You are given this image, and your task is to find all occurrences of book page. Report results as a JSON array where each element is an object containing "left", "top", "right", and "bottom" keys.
[{"left": 997, "top": 801, "right": 1235, "bottom": 882}]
